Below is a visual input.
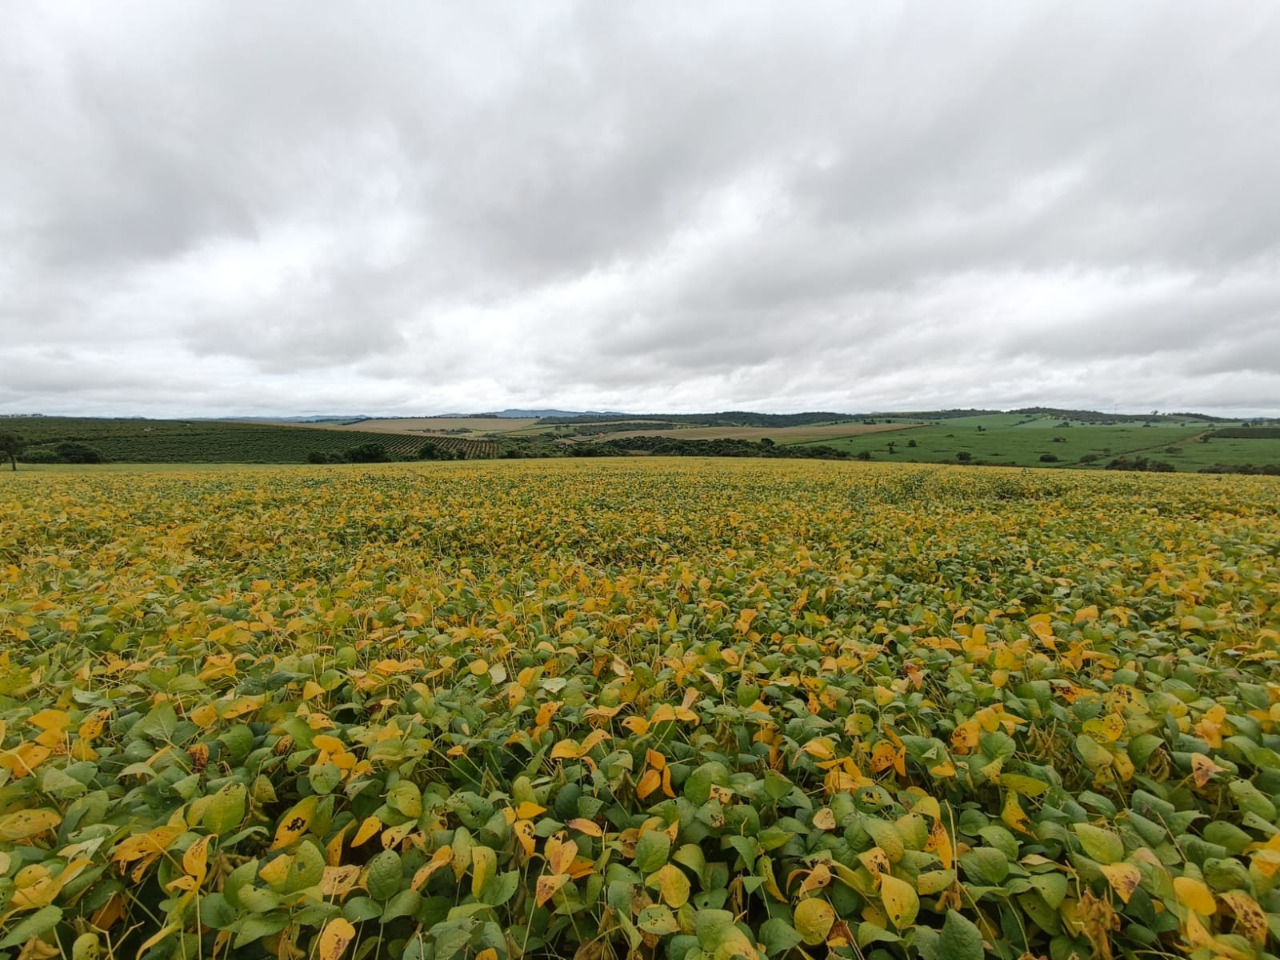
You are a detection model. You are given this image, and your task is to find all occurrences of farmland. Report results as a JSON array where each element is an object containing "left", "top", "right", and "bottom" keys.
[
  {"left": 320, "top": 420, "right": 543, "bottom": 437},
  {"left": 581, "top": 424, "right": 909, "bottom": 445},
  {"left": 2, "top": 459, "right": 1279, "bottom": 960},
  {"left": 7, "top": 411, "right": 1277, "bottom": 472}
]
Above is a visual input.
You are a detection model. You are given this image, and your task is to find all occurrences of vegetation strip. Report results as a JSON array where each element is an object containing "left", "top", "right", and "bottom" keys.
[{"left": 0, "top": 460, "right": 1278, "bottom": 959}]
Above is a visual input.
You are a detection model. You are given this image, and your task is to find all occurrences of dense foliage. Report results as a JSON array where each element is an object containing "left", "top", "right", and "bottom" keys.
[
  {"left": 1, "top": 460, "right": 1279, "bottom": 960},
  {"left": 3, "top": 418, "right": 433, "bottom": 464}
]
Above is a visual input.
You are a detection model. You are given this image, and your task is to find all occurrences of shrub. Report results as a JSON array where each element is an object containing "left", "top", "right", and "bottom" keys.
[
  {"left": 1039, "top": 454, "right": 1059, "bottom": 463},
  {"left": 343, "top": 442, "right": 390, "bottom": 463},
  {"left": 957, "top": 451, "right": 973, "bottom": 462},
  {"left": 54, "top": 441, "right": 105, "bottom": 463}
]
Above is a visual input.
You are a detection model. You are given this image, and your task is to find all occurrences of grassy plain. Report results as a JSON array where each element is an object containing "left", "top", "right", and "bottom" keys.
[
  {"left": 804, "top": 414, "right": 1217, "bottom": 467},
  {"left": 1, "top": 459, "right": 1278, "bottom": 959},
  {"left": 1154, "top": 436, "right": 1280, "bottom": 471}
]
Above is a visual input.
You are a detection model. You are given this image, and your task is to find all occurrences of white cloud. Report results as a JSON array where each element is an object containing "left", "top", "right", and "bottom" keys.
[{"left": 2, "top": 1, "right": 1279, "bottom": 417}]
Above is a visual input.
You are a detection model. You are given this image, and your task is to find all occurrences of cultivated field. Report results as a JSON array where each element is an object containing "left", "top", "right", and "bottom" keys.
[
  {"left": 588, "top": 423, "right": 913, "bottom": 445},
  {"left": 0, "top": 417, "right": 431, "bottom": 464},
  {"left": 1, "top": 460, "right": 1279, "bottom": 960},
  {"left": 319, "top": 419, "right": 542, "bottom": 436}
]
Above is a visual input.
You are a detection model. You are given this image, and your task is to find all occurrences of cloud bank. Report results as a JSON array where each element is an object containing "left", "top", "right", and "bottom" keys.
[{"left": 2, "top": 1, "right": 1279, "bottom": 416}]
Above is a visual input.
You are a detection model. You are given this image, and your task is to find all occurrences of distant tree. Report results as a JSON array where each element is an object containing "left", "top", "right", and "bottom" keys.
[
  {"left": 343, "top": 442, "right": 390, "bottom": 463},
  {"left": 907, "top": 438, "right": 917, "bottom": 448},
  {"left": 886, "top": 442, "right": 896, "bottom": 454},
  {"left": 55, "top": 441, "right": 104, "bottom": 463},
  {"left": 759, "top": 438, "right": 775, "bottom": 448},
  {"left": 0, "top": 432, "right": 26, "bottom": 471},
  {"left": 976, "top": 425, "right": 985, "bottom": 433},
  {"left": 1039, "top": 453, "right": 1059, "bottom": 463},
  {"left": 418, "top": 441, "right": 454, "bottom": 460},
  {"left": 957, "top": 451, "right": 973, "bottom": 462},
  {"left": 856, "top": 450, "right": 872, "bottom": 461},
  {"left": 307, "top": 451, "right": 328, "bottom": 464}
]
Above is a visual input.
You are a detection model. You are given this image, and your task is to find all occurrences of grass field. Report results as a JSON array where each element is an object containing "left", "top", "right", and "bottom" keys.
[
  {"left": 1153, "top": 436, "right": 1280, "bottom": 471},
  {"left": 1, "top": 459, "right": 1278, "bottom": 960},
  {"left": 802, "top": 414, "right": 1220, "bottom": 467}
]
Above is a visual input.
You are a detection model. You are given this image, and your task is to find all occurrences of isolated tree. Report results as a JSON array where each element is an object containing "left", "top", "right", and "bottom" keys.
[
  {"left": 886, "top": 441, "right": 897, "bottom": 454},
  {"left": 0, "top": 432, "right": 26, "bottom": 471},
  {"left": 907, "top": 438, "right": 917, "bottom": 448}
]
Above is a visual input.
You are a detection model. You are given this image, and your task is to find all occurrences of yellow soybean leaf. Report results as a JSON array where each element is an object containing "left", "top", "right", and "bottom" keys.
[
  {"left": 271, "top": 795, "right": 318, "bottom": 850},
  {"left": 189, "top": 704, "right": 218, "bottom": 728},
  {"left": 1099, "top": 863, "right": 1141, "bottom": 904},
  {"left": 880, "top": 873, "right": 920, "bottom": 929},
  {"left": 411, "top": 845, "right": 453, "bottom": 890},
  {"left": 1174, "top": 876, "right": 1216, "bottom": 916},
  {"left": 647, "top": 863, "right": 691, "bottom": 907},
  {"left": 0, "top": 808, "right": 61, "bottom": 842},
  {"left": 1190, "top": 753, "right": 1225, "bottom": 787},
  {"left": 259, "top": 854, "right": 294, "bottom": 888},
  {"left": 1002, "top": 792, "right": 1035, "bottom": 836},
  {"left": 28, "top": 709, "right": 70, "bottom": 732},
  {"left": 1073, "top": 605, "right": 1099, "bottom": 624},
  {"left": 472, "top": 846, "right": 497, "bottom": 897},
  {"left": 513, "top": 820, "right": 536, "bottom": 856},
  {"left": 319, "top": 918, "right": 356, "bottom": 960},
  {"left": 321, "top": 865, "right": 362, "bottom": 898},
  {"left": 1218, "top": 890, "right": 1268, "bottom": 944},
  {"left": 794, "top": 898, "right": 836, "bottom": 945},
  {"left": 352, "top": 816, "right": 382, "bottom": 847},
  {"left": 925, "top": 819, "right": 954, "bottom": 870},
  {"left": 550, "top": 740, "right": 581, "bottom": 760},
  {"left": 535, "top": 872, "right": 568, "bottom": 907},
  {"left": 182, "top": 835, "right": 211, "bottom": 883}
]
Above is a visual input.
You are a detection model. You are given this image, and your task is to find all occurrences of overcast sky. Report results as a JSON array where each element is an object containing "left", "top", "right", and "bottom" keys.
[{"left": 3, "top": 2, "right": 1279, "bottom": 417}]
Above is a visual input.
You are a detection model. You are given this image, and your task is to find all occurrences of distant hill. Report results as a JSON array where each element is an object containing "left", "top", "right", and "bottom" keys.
[{"left": 493, "top": 408, "right": 623, "bottom": 419}]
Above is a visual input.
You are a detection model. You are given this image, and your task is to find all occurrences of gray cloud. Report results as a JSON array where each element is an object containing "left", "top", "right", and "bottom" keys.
[{"left": 2, "top": 1, "right": 1279, "bottom": 417}]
